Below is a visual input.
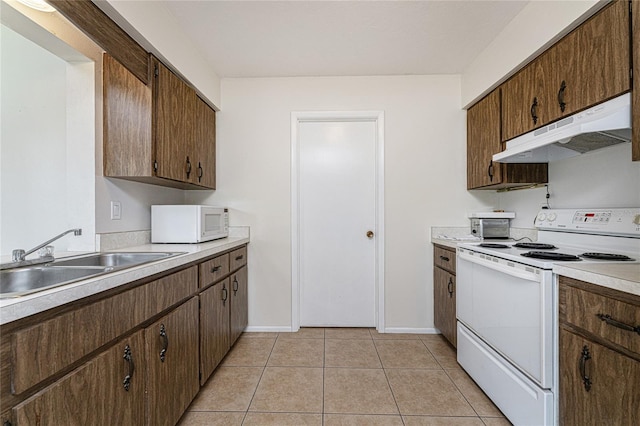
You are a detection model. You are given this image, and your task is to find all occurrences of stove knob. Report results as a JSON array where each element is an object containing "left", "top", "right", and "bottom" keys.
[
  {"left": 537, "top": 212, "right": 547, "bottom": 222},
  {"left": 633, "top": 214, "right": 640, "bottom": 225},
  {"left": 547, "top": 213, "right": 557, "bottom": 222}
]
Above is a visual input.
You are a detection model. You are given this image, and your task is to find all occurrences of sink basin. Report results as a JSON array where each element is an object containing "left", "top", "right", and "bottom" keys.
[
  {"left": 0, "top": 252, "right": 183, "bottom": 298},
  {"left": 52, "top": 252, "right": 179, "bottom": 268},
  {"left": 1, "top": 266, "right": 109, "bottom": 298}
]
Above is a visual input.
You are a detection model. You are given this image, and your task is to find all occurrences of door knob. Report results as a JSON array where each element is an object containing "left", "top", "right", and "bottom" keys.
[{"left": 366, "top": 230, "right": 374, "bottom": 239}]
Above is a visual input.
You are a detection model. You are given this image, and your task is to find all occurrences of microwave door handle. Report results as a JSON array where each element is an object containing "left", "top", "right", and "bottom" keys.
[{"left": 457, "top": 250, "right": 541, "bottom": 282}]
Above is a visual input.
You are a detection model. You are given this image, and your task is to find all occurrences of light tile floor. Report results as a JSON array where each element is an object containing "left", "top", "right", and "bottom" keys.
[{"left": 179, "top": 329, "right": 512, "bottom": 426}]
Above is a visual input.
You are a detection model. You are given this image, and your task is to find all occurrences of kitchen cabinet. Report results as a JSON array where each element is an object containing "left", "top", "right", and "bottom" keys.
[
  {"left": 433, "top": 244, "right": 457, "bottom": 347},
  {"left": 12, "top": 330, "right": 146, "bottom": 425},
  {"left": 633, "top": 0, "right": 640, "bottom": 161},
  {"left": 145, "top": 297, "right": 200, "bottom": 426},
  {"left": 199, "top": 279, "right": 231, "bottom": 385},
  {"left": 230, "top": 266, "right": 249, "bottom": 345},
  {"left": 502, "top": 0, "right": 630, "bottom": 142},
  {"left": 466, "top": 89, "right": 548, "bottom": 190},
  {"left": 198, "top": 245, "right": 249, "bottom": 385},
  {"left": 103, "top": 54, "right": 217, "bottom": 190},
  {"left": 558, "top": 276, "right": 640, "bottom": 425}
]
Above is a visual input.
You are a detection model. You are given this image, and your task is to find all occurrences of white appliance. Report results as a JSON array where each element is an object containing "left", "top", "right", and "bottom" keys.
[
  {"left": 151, "top": 205, "right": 229, "bottom": 243},
  {"left": 493, "top": 93, "right": 631, "bottom": 163},
  {"left": 456, "top": 208, "right": 640, "bottom": 426}
]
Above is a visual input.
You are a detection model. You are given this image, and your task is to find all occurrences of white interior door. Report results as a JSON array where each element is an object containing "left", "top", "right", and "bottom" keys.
[{"left": 298, "top": 119, "right": 377, "bottom": 327}]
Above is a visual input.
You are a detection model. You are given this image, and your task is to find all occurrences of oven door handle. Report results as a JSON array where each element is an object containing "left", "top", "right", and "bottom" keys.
[{"left": 458, "top": 251, "right": 541, "bottom": 282}]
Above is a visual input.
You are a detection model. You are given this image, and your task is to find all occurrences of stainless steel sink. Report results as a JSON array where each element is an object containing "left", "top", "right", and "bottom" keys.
[
  {"left": 1, "top": 266, "right": 109, "bottom": 298},
  {"left": 52, "top": 252, "right": 179, "bottom": 268},
  {"left": 0, "top": 252, "right": 183, "bottom": 298}
]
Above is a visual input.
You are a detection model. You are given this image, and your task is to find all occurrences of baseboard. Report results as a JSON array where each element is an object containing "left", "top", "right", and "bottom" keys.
[
  {"left": 244, "top": 326, "right": 293, "bottom": 333},
  {"left": 381, "top": 327, "right": 440, "bottom": 334}
]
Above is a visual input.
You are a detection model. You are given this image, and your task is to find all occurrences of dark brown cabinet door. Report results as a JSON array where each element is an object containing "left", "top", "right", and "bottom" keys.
[
  {"left": 633, "top": 0, "right": 640, "bottom": 161},
  {"left": 154, "top": 60, "right": 197, "bottom": 183},
  {"left": 103, "top": 54, "right": 153, "bottom": 178},
  {"left": 501, "top": 52, "right": 552, "bottom": 142},
  {"left": 467, "top": 89, "right": 503, "bottom": 189},
  {"left": 200, "top": 279, "right": 231, "bottom": 385},
  {"left": 13, "top": 330, "right": 145, "bottom": 425},
  {"left": 559, "top": 328, "right": 640, "bottom": 426},
  {"left": 194, "top": 97, "right": 217, "bottom": 189},
  {"left": 230, "top": 266, "right": 249, "bottom": 345},
  {"left": 552, "top": 0, "right": 630, "bottom": 119},
  {"left": 433, "top": 266, "right": 456, "bottom": 348},
  {"left": 145, "top": 298, "right": 199, "bottom": 426}
]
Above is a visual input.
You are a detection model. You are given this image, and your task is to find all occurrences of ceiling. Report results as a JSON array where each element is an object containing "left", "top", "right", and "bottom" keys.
[{"left": 156, "top": 0, "right": 529, "bottom": 78}]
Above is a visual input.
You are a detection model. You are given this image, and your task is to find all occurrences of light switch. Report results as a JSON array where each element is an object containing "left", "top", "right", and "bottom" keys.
[{"left": 111, "top": 201, "right": 122, "bottom": 220}]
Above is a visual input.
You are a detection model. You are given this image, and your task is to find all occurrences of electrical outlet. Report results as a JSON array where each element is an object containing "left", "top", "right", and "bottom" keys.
[{"left": 111, "top": 201, "right": 122, "bottom": 220}]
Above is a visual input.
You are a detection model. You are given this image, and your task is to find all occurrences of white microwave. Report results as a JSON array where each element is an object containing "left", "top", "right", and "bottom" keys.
[{"left": 151, "top": 205, "right": 229, "bottom": 243}]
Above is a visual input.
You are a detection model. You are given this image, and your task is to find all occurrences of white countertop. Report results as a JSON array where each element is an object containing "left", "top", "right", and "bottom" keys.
[
  {"left": 0, "top": 235, "right": 249, "bottom": 326},
  {"left": 554, "top": 262, "right": 640, "bottom": 297}
]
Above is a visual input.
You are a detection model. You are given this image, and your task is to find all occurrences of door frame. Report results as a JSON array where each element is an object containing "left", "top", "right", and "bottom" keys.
[{"left": 290, "top": 111, "right": 385, "bottom": 332}]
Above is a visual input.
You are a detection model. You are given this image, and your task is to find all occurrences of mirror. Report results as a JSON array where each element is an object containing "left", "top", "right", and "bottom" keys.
[{"left": 0, "top": 0, "right": 99, "bottom": 256}]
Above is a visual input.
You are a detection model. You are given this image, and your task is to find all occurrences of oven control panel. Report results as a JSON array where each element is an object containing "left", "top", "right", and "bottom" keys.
[{"left": 536, "top": 208, "right": 640, "bottom": 236}]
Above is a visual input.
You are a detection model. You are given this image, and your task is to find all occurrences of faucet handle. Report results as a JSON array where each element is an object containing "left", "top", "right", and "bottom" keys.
[
  {"left": 12, "top": 249, "right": 25, "bottom": 262},
  {"left": 38, "top": 246, "right": 54, "bottom": 258}
]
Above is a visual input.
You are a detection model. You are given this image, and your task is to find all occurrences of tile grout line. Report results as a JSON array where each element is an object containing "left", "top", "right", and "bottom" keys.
[
  {"left": 372, "top": 336, "right": 407, "bottom": 425},
  {"left": 240, "top": 334, "right": 279, "bottom": 425}
]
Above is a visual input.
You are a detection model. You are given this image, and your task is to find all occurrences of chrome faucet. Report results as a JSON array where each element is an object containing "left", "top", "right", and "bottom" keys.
[{"left": 8, "top": 228, "right": 82, "bottom": 267}]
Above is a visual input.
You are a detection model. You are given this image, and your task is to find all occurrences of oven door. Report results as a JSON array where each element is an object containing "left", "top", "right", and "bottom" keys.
[{"left": 456, "top": 247, "right": 554, "bottom": 388}]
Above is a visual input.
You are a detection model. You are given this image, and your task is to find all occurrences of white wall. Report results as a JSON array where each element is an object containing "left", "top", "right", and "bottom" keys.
[
  {"left": 461, "top": 0, "right": 601, "bottom": 106},
  {"left": 186, "top": 76, "right": 496, "bottom": 331},
  {"left": 0, "top": 25, "right": 94, "bottom": 255},
  {"left": 496, "top": 144, "right": 640, "bottom": 228}
]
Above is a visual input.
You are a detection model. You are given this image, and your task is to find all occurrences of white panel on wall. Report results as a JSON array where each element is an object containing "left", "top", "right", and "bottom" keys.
[{"left": 0, "top": 25, "right": 94, "bottom": 255}]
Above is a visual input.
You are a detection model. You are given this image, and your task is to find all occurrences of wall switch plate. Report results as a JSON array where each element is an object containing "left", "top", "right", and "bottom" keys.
[{"left": 111, "top": 201, "right": 122, "bottom": 220}]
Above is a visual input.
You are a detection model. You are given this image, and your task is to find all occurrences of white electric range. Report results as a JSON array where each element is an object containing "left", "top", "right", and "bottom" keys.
[{"left": 455, "top": 208, "right": 640, "bottom": 426}]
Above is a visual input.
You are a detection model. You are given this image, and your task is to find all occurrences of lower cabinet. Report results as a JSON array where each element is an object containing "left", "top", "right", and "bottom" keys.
[
  {"left": 13, "top": 330, "right": 146, "bottom": 425},
  {"left": 145, "top": 297, "right": 200, "bottom": 426},
  {"left": 434, "top": 266, "right": 456, "bottom": 347},
  {"left": 230, "top": 266, "right": 248, "bottom": 345},
  {"left": 199, "top": 278, "right": 231, "bottom": 385},
  {"left": 559, "top": 276, "right": 640, "bottom": 425},
  {"left": 433, "top": 244, "right": 457, "bottom": 347}
]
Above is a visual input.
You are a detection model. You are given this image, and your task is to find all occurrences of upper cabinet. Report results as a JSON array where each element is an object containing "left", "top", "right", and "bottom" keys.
[
  {"left": 467, "top": 89, "right": 548, "bottom": 190},
  {"left": 633, "top": 0, "right": 640, "bottom": 161},
  {"left": 502, "top": 0, "right": 631, "bottom": 142},
  {"left": 103, "top": 55, "right": 217, "bottom": 190}
]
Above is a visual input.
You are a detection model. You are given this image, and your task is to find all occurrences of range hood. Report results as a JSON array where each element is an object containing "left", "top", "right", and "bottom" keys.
[{"left": 493, "top": 93, "right": 631, "bottom": 163}]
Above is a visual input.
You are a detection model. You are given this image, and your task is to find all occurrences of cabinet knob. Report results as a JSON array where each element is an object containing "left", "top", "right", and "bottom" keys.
[
  {"left": 123, "top": 344, "right": 135, "bottom": 391},
  {"left": 186, "top": 156, "right": 192, "bottom": 178},
  {"left": 579, "top": 345, "right": 592, "bottom": 392},
  {"left": 159, "top": 324, "right": 169, "bottom": 363}
]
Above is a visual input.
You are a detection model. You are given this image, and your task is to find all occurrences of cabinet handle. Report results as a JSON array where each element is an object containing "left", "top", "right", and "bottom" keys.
[
  {"left": 186, "top": 156, "right": 192, "bottom": 178},
  {"left": 447, "top": 277, "right": 454, "bottom": 298},
  {"left": 530, "top": 97, "right": 538, "bottom": 125},
  {"left": 212, "top": 265, "right": 222, "bottom": 273},
  {"left": 197, "top": 162, "right": 203, "bottom": 182},
  {"left": 596, "top": 313, "right": 640, "bottom": 336},
  {"left": 579, "top": 345, "right": 592, "bottom": 392},
  {"left": 123, "top": 344, "right": 135, "bottom": 391},
  {"left": 557, "top": 80, "right": 567, "bottom": 112},
  {"left": 235, "top": 254, "right": 244, "bottom": 261},
  {"left": 159, "top": 324, "right": 169, "bottom": 363},
  {"left": 487, "top": 160, "right": 494, "bottom": 182},
  {"left": 439, "top": 255, "right": 450, "bottom": 262},
  {"left": 222, "top": 285, "right": 228, "bottom": 305},
  {"left": 233, "top": 277, "right": 239, "bottom": 295}
]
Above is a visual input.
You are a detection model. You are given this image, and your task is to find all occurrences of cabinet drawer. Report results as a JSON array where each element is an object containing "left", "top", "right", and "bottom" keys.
[
  {"left": 434, "top": 245, "right": 456, "bottom": 274},
  {"left": 230, "top": 246, "right": 247, "bottom": 272},
  {"left": 146, "top": 266, "right": 197, "bottom": 316},
  {"left": 560, "top": 278, "right": 640, "bottom": 356},
  {"left": 199, "top": 254, "right": 229, "bottom": 287}
]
